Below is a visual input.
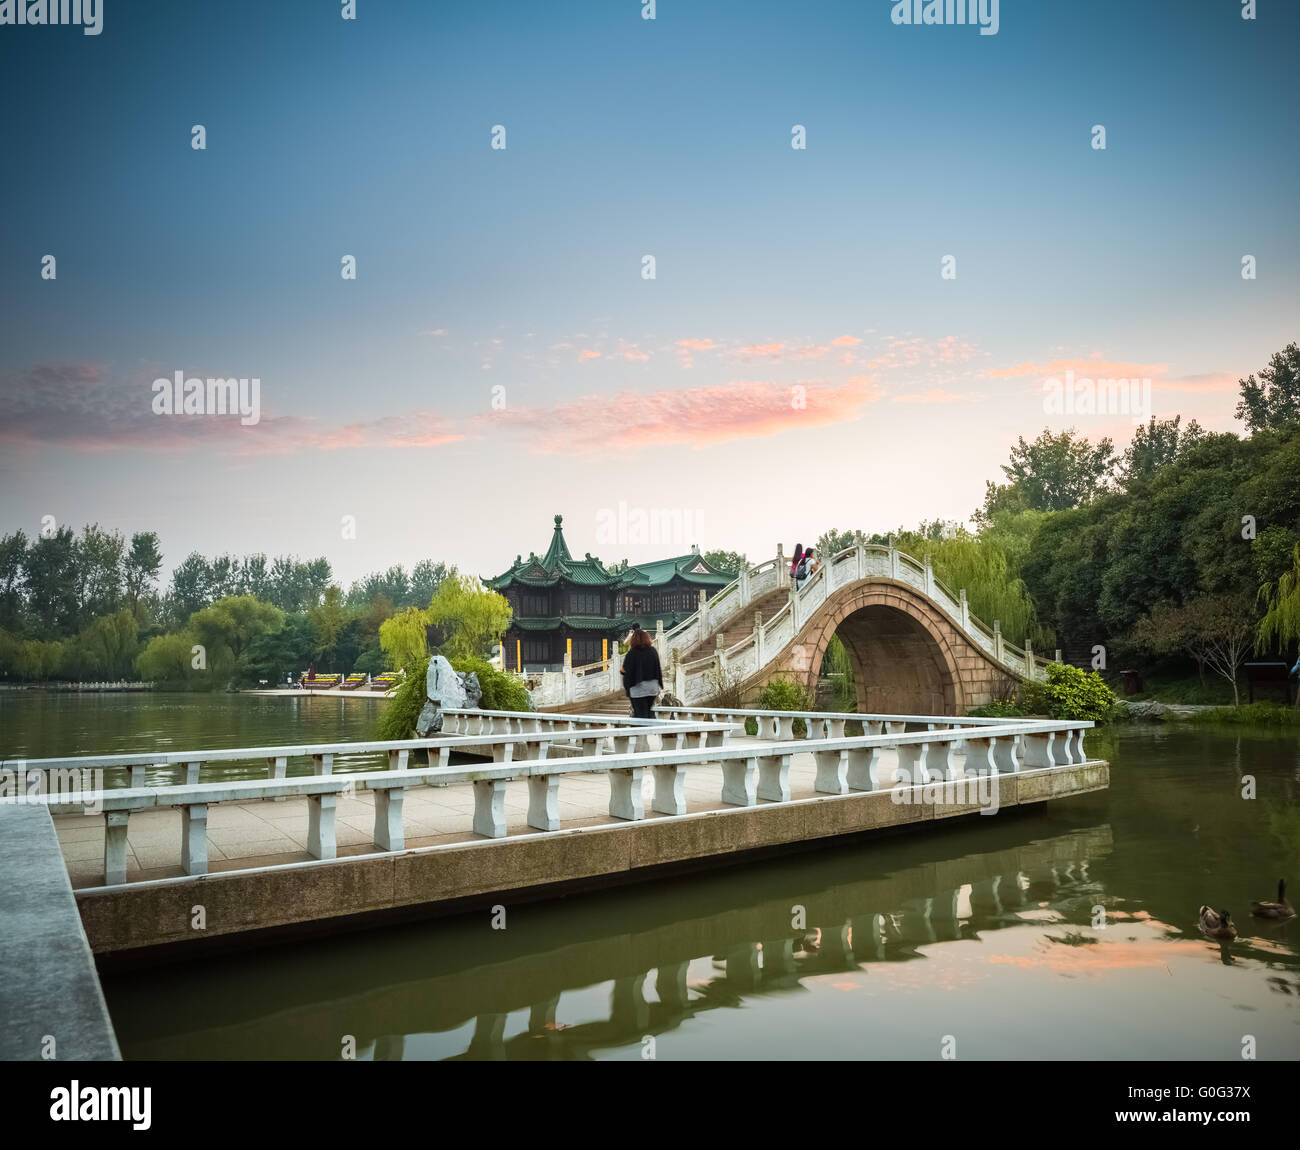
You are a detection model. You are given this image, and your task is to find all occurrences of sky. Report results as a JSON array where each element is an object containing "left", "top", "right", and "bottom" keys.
[{"left": 1, "top": 0, "right": 1297, "bottom": 586}]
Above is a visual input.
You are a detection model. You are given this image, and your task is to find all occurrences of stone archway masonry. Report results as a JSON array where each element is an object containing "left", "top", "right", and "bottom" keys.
[{"left": 749, "top": 579, "right": 1019, "bottom": 713}]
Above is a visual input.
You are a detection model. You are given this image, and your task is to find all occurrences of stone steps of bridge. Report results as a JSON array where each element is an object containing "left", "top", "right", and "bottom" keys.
[{"left": 679, "top": 588, "right": 790, "bottom": 665}]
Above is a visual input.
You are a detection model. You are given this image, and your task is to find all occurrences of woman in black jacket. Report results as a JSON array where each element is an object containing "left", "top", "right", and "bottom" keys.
[{"left": 621, "top": 628, "right": 663, "bottom": 718}]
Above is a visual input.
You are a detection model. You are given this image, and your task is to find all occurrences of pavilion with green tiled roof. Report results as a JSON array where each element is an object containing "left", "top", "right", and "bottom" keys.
[{"left": 489, "top": 514, "right": 732, "bottom": 670}]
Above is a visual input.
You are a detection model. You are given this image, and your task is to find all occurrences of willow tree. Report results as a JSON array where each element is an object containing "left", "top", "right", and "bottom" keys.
[
  {"left": 1258, "top": 545, "right": 1300, "bottom": 704},
  {"left": 378, "top": 572, "right": 512, "bottom": 671},
  {"left": 892, "top": 529, "right": 1052, "bottom": 649}
]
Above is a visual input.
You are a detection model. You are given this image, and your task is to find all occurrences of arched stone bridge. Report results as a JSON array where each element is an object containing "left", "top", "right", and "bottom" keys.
[{"left": 535, "top": 544, "right": 1053, "bottom": 715}]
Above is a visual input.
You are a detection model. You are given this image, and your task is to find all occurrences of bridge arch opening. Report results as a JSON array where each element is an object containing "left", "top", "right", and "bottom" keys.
[{"left": 829, "top": 604, "right": 961, "bottom": 716}]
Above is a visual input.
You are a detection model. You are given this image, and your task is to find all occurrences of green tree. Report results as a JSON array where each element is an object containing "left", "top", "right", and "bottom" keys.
[
  {"left": 76, "top": 524, "right": 125, "bottom": 622},
  {"left": 136, "top": 630, "right": 203, "bottom": 686},
  {"left": 168, "top": 553, "right": 214, "bottom": 624},
  {"left": 189, "top": 595, "right": 285, "bottom": 666},
  {"left": 990, "top": 428, "right": 1117, "bottom": 513},
  {"left": 1257, "top": 545, "right": 1300, "bottom": 690},
  {"left": 701, "top": 550, "right": 748, "bottom": 576},
  {"left": 123, "top": 531, "right": 163, "bottom": 620},
  {"left": 0, "top": 530, "right": 27, "bottom": 633},
  {"left": 24, "top": 525, "right": 80, "bottom": 636},
  {"left": 1235, "top": 342, "right": 1300, "bottom": 433},
  {"left": 1120, "top": 415, "right": 1202, "bottom": 487},
  {"left": 1133, "top": 594, "right": 1256, "bottom": 707},
  {"left": 71, "top": 609, "right": 139, "bottom": 679},
  {"left": 815, "top": 529, "right": 868, "bottom": 559}
]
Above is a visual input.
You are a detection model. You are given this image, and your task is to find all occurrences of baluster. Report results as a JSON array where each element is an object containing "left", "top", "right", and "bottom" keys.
[
  {"left": 472, "top": 780, "right": 508, "bottom": 838},
  {"left": 652, "top": 764, "right": 686, "bottom": 815},
  {"left": 609, "top": 768, "right": 645, "bottom": 821},
  {"left": 756, "top": 754, "right": 791, "bottom": 802},
  {"left": 813, "top": 749, "right": 848, "bottom": 795},
  {"left": 846, "top": 746, "right": 882, "bottom": 792},
  {"left": 373, "top": 786, "right": 405, "bottom": 850},
  {"left": 722, "top": 757, "right": 758, "bottom": 806},
  {"left": 181, "top": 803, "right": 208, "bottom": 875},
  {"left": 308, "top": 792, "right": 338, "bottom": 859},
  {"left": 527, "top": 774, "right": 560, "bottom": 831},
  {"left": 103, "top": 810, "right": 130, "bottom": 886}
]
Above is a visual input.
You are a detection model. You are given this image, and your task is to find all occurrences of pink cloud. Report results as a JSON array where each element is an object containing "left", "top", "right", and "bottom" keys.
[
  {"left": 676, "top": 338, "right": 716, "bottom": 352},
  {"left": 578, "top": 349, "right": 601, "bottom": 361},
  {"left": 736, "top": 342, "right": 785, "bottom": 359},
  {"left": 487, "top": 375, "right": 881, "bottom": 455},
  {"left": 831, "top": 334, "right": 861, "bottom": 347}
]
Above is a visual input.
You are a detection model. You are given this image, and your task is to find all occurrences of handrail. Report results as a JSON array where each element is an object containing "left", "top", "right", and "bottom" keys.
[
  {"left": 23, "top": 713, "right": 1099, "bottom": 886},
  {"left": 560, "top": 541, "right": 1051, "bottom": 687}
]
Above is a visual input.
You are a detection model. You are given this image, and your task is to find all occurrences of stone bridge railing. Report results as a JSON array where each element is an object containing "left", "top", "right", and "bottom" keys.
[
  {"left": 527, "top": 544, "right": 1055, "bottom": 707},
  {"left": 17, "top": 710, "right": 1095, "bottom": 887}
]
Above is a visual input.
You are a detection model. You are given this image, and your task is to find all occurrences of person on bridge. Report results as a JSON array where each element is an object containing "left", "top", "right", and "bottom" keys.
[
  {"left": 790, "top": 544, "right": 804, "bottom": 587},
  {"left": 795, "top": 547, "right": 818, "bottom": 589},
  {"left": 621, "top": 627, "right": 663, "bottom": 718}
]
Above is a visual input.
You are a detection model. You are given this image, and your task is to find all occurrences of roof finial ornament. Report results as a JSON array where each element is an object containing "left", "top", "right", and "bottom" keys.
[{"left": 554, "top": 513, "right": 563, "bottom": 527}]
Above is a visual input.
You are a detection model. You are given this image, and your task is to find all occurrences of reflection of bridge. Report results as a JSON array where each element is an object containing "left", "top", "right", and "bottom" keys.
[
  {"left": 108, "top": 822, "right": 1114, "bottom": 1061},
  {"left": 534, "top": 543, "right": 1055, "bottom": 715}
]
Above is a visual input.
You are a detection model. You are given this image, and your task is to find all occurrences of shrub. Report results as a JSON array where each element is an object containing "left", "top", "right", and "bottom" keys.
[
  {"left": 378, "top": 655, "right": 430, "bottom": 740},
  {"left": 376, "top": 655, "right": 531, "bottom": 741},
  {"left": 756, "top": 676, "right": 813, "bottom": 736},
  {"left": 1020, "top": 662, "right": 1115, "bottom": 721},
  {"left": 451, "top": 656, "right": 531, "bottom": 711}
]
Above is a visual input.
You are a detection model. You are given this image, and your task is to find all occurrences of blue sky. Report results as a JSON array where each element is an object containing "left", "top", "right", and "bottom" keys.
[{"left": 1, "top": 0, "right": 1297, "bottom": 583}]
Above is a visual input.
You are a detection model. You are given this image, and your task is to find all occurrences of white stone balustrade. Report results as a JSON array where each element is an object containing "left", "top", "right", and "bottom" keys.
[{"left": 14, "top": 713, "right": 1097, "bottom": 887}]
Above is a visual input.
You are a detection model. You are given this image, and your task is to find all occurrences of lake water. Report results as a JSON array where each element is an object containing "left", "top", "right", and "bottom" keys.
[{"left": 6, "top": 692, "right": 1299, "bottom": 1060}]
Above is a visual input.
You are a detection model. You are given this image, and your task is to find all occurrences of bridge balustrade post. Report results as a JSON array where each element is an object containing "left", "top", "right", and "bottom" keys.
[
  {"left": 739, "top": 567, "right": 750, "bottom": 605},
  {"left": 267, "top": 755, "right": 288, "bottom": 802},
  {"left": 722, "top": 757, "right": 758, "bottom": 805},
  {"left": 652, "top": 764, "right": 686, "bottom": 815},
  {"left": 373, "top": 787, "right": 405, "bottom": 850},
  {"left": 855, "top": 543, "right": 865, "bottom": 581},
  {"left": 1024, "top": 639, "right": 1036, "bottom": 679},
  {"left": 756, "top": 753, "right": 791, "bottom": 801},
  {"left": 846, "top": 746, "right": 882, "bottom": 791},
  {"left": 675, "top": 661, "right": 686, "bottom": 700},
  {"left": 1054, "top": 648, "right": 1062, "bottom": 663},
  {"left": 307, "top": 793, "right": 337, "bottom": 859},
  {"left": 889, "top": 545, "right": 900, "bottom": 581},
  {"left": 924, "top": 554, "right": 935, "bottom": 598},
  {"left": 527, "top": 775, "right": 561, "bottom": 830},
  {"left": 1019, "top": 732, "right": 1055, "bottom": 769},
  {"left": 813, "top": 750, "right": 849, "bottom": 795},
  {"left": 924, "top": 740, "right": 955, "bottom": 781},
  {"left": 993, "top": 621, "right": 1004, "bottom": 663},
  {"left": 609, "top": 767, "right": 645, "bottom": 820},
  {"left": 754, "top": 611, "right": 765, "bottom": 667},
  {"left": 698, "top": 588, "right": 708, "bottom": 631},
  {"left": 312, "top": 753, "right": 333, "bottom": 776},
  {"left": 895, "top": 742, "right": 927, "bottom": 788},
  {"left": 388, "top": 749, "right": 409, "bottom": 771},
  {"left": 182, "top": 804, "right": 208, "bottom": 875},
  {"left": 992, "top": 735, "right": 1021, "bottom": 773},
  {"left": 472, "top": 780, "right": 508, "bottom": 838},
  {"left": 960, "top": 588, "right": 970, "bottom": 631},
  {"left": 103, "top": 811, "right": 129, "bottom": 886}
]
